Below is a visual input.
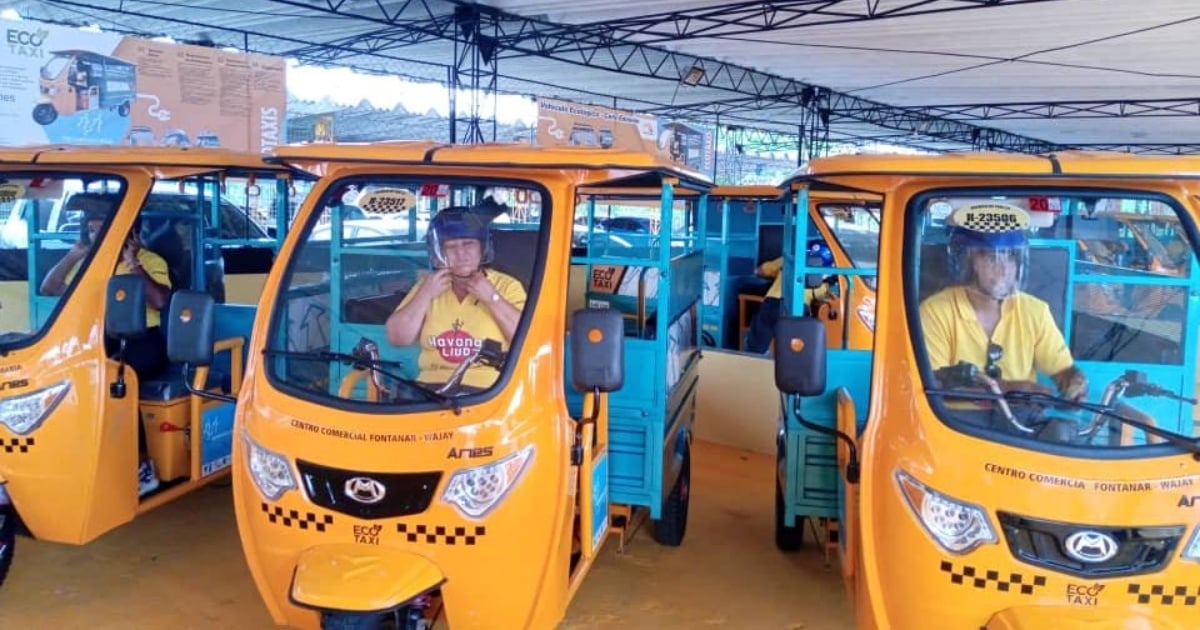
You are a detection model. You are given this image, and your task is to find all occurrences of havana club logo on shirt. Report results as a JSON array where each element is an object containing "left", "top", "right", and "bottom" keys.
[{"left": 429, "top": 319, "right": 482, "bottom": 363}]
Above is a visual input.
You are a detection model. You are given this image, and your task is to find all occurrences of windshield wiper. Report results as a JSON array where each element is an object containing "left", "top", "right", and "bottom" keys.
[
  {"left": 927, "top": 386, "right": 1200, "bottom": 457},
  {"left": 262, "top": 347, "right": 448, "bottom": 406}
]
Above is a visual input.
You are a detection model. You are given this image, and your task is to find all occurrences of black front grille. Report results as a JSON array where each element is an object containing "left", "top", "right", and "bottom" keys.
[
  {"left": 296, "top": 459, "right": 442, "bottom": 520},
  {"left": 997, "top": 511, "right": 1185, "bottom": 579}
]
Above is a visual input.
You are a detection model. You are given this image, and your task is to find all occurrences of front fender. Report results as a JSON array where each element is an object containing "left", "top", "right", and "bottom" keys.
[
  {"left": 986, "top": 606, "right": 1185, "bottom": 630},
  {"left": 290, "top": 545, "right": 445, "bottom": 614}
]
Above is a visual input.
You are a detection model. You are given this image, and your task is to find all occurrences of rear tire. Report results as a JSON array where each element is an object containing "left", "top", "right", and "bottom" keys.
[
  {"left": 775, "top": 476, "right": 804, "bottom": 551},
  {"left": 652, "top": 440, "right": 690, "bottom": 546}
]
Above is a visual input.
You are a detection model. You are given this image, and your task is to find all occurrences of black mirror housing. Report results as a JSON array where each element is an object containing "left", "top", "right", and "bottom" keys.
[
  {"left": 569, "top": 308, "right": 625, "bottom": 393},
  {"left": 773, "top": 316, "right": 826, "bottom": 396}
]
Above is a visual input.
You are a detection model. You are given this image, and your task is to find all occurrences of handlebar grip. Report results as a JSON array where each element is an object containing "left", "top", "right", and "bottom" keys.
[{"left": 934, "top": 362, "right": 978, "bottom": 389}]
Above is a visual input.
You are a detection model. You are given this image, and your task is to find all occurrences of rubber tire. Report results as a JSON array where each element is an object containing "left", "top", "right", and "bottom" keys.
[
  {"left": 0, "top": 504, "right": 14, "bottom": 587},
  {"left": 320, "top": 612, "right": 387, "bottom": 630},
  {"left": 32, "top": 103, "right": 57, "bottom": 126},
  {"left": 775, "top": 476, "right": 804, "bottom": 551},
  {"left": 651, "top": 440, "right": 690, "bottom": 547}
]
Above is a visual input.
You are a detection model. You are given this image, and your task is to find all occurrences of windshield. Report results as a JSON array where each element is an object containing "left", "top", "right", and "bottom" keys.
[
  {"left": 266, "top": 177, "right": 546, "bottom": 407},
  {"left": 0, "top": 174, "right": 127, "bottom": 346},
  {"left": 817, "top": 201, "right": 881, "bottom": 291},
  {"left": 40, "top": 56, "right": 70, "bottom": 81},
  {"left": 910, "top": 190, "right": 1199, "bottom": 454}
]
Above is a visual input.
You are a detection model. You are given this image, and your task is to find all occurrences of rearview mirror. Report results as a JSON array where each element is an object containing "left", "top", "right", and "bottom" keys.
[
  {"left": 569, "top": 308, "right": 625, "bottom": 393},
  {"left": 166, "top": 290, "right": 216, "bottom": 366},
  {"left": 773, "top": 316, "right": 826, "bottom": 396},
  {"left": 105, "top": 274, "right": 147, "bottom": 339}
]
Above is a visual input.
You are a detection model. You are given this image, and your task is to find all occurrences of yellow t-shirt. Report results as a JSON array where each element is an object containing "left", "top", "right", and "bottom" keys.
[
  {"left": 759, "top": 256, "right": 829, "bottom": 304},
  {"left": 919, "top": 286, "right": 1073, "bottom": 382},
  {"left": 396, "top": 269, "right": 527, "bottom": 389},
  {"left": 66, "top": 249, "right": 172, "bottom": 328}
]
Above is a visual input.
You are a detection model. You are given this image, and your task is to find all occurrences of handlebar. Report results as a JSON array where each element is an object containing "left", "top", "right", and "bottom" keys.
[
  {"left": 934, "top": 361, "right": 1034, "bottom": 434},
  {"left": 435, "top": 339, "right": 506, "bottom": 396}
]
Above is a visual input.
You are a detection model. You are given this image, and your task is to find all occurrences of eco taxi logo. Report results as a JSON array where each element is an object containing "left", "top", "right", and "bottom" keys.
[
  {"left": 430, "top": 319, "right": 481, "bottom": 364},
  {"left": 948, "top": 202, "right": 1031, "bottom": 234},
  {"left": 7, "top": 27, "right": 48, "bottom": 58}
]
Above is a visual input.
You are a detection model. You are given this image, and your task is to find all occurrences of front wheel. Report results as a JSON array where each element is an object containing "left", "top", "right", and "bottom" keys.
[
  {"left": 652, "top": 440, "right": 690, "bottom": 546},
  {"left": 321, "top": 608, "right": 424, "bottom": 630},
  {"left": 0, "top": 504, "right": 15, "bottom": 587},
  {"left": 32, "top": 103, "right": 57, "bottom": 125}
]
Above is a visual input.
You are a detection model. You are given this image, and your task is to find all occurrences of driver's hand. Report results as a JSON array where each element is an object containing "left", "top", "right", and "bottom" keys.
[
  {"left": 70, "top": 239, "right": 90, "bottom": 257},
  {"left": 419, "top": 268, "right": 452, "bottom": 299},
  {"left": 463, "top": 271, "right": 499, "bottom": 303},
  {"left": 121, "top": 241, "right": 140, "bottom": 269},
  {"left": 1059, "top": 371, "right": 1088, "bottom": 402},
  {"left": 999, "top": 380, "right": 1054, "bottom": 396}
]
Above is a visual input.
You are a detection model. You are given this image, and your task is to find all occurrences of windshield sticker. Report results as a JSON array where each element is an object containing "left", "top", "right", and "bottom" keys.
[
  {"left": 948, "top": 202, "right": 1030, "bottom": 233},
  {"left": 289, "top": 418, "right": 454, "bottom": 443},
  {"left": 984, "top": 463, "right": 1197, "bottom": 493},
  {"left": 355, "top": 188, "right": 417, "bottom": 214}
]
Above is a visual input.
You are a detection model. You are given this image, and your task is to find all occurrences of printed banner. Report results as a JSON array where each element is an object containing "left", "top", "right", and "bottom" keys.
[
  {"left": 536, "top": 97, "right": 713, "bottom": 173},
  {"left": 0, "top": 17, "right": 285, "bottom": 152}
]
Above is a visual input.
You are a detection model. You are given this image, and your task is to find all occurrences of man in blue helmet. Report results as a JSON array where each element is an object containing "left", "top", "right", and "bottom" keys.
[
  {"left": 386, "top": 206, "right": 526, "bottom": 390},
  {"left": 745, "top": 239, "right": 834, "bottom": 354},
  {"left": 920, "top": 202, "right": 1088, "bottom": 400}
]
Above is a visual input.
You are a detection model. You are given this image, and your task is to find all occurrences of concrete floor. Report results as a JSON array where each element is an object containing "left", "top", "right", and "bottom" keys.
[{"left": 0, "top": 441, "right": 853, "bottom": 629}]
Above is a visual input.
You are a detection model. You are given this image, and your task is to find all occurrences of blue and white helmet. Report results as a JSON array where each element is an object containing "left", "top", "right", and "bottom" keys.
[
  {"left": 427, "top": 207, "right": 494, "bottom": 269},
  {"left": 806, "top": 239, "right": 834, "bottom": 267},
  {"left": 946, "top": 202, "right": 1031, "bottom": 292}
]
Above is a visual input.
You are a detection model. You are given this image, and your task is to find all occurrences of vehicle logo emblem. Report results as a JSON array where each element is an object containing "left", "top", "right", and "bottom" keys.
[
  {"left": 1063, "top": 530, "right": 1119, "bottom": 564},
  {"left": 344, "top": 477, "right": 386, "bottom": 504}
]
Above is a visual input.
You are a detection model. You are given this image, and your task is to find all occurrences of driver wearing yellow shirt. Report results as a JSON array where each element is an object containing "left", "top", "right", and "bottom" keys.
[
  {"left": 919, "top": 203, "right": 1087, "bottom": 400},
  {"left": 386, "top": 207, "right": 526, "bottom": 390}
]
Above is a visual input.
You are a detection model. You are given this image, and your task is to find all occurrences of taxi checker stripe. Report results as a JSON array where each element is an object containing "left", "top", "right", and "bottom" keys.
[
  {"left": 939, "top": 561, "right": 1047, "bottom": 595},
  {"left": 260, "top": 503, "right": 334, "bottom": 532},
  {"left": 398, "top": 523, "right": 486, "bottom": 545},
  {"left": 1127, "top": 584, "right": 1199, "bottom": 606},
  {"left": 1, "top": 438, "right": 34, "bottom": 453}
]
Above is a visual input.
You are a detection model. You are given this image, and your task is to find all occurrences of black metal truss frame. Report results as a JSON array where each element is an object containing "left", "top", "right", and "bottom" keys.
[
  {"left": 509, "top": 0, "right": 1072, "bottom": 47},
  {"left": 896, "top": 98, "right": 1200, "bottom": 121},
  {"left": 39, "top": 0, "right": 1197, "bottom": 154},
  {"left": 249, "top": 0, "right": 1059, "bottom": 153}
]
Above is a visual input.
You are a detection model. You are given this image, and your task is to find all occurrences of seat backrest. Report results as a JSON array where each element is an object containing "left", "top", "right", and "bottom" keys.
[{"left": 489, "top": 229, "right": 539, "bottom": 292}]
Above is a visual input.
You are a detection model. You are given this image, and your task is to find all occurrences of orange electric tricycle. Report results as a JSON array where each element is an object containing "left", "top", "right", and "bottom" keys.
[
  {"left": 164, "top": 141, "right": 709, "bottom": 629},
  {"left": 773, "top": 151, "right": 1200, "bottom": 628},
  {"left": 0, "top": 145, "right": 305, "bottom": 587}
]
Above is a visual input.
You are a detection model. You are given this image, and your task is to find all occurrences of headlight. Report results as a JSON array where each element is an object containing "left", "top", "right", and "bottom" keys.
[
  {"left": 441, "top": 446, "right": 534, "bottom": 520},
  {"left": 0, "top": 380, "right": 70, "bottom": 435},
  {"left": 1183, "top": 527, "right": 1200, "bottom": 562},
  {"left": 896, "top": 469, "right": 997, "bottom": 554},
  {"left": 244, "top": 432, "right": 297, "bottom": 502}
]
